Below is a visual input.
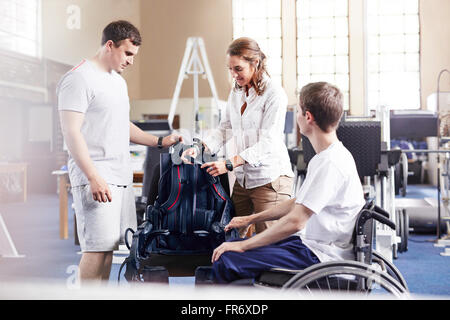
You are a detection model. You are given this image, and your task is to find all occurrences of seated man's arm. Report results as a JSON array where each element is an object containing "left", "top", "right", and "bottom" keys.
[
  {"left": 224, "top": 198, "right": 297, "bottom": 232},
  {"left": 212, "top": 202, "right": 313, "bottom": 262},
  {"left": 59, "top": 110, "right": 111, "bottom": 202}
]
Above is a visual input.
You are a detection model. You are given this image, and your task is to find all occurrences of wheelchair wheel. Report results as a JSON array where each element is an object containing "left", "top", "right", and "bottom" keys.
[
  {"left": 372, "top": 251, "right": 409, "bottom": 291},
  {"left": 397, "top": 208, "right": 404, "bottom": 253},
  {"left": 396, "top": 209, "right": 409, "bottom": 253},
  {"left": 401, "top": 210, "right": 409, "bottom": 252},
  {"left": 281, "top": 261, "right": 408, "bottom": 298}
]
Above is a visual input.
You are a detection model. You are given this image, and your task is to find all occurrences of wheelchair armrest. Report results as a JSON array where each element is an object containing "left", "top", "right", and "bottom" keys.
[
  {"left": 148, "top": 229, "right": 170, "bottom": 237},
  {"left": 268, "top": 267, "right": 303, "bottom": 274},
  {"left": 256, "top": 268, "right": 301, "bottom": 287},
  {"left": 193, "top": 230, "right": 209, "bottom": 237}
]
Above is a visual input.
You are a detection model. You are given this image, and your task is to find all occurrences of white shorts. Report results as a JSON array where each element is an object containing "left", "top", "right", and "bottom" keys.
[{"left": 72, "top": 184, "right": 137, "bottom": 252}]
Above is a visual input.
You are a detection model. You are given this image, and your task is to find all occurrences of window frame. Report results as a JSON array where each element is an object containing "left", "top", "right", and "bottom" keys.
[
  {"left": 295, "top": 0, "right": 350, "bottom": 110},
  {"left": 231, "top": 0, "right": 283, "bottom": 87},
  {"left": 231, "top": 0, "right": 422, "bottom": 114},
  {"left": 366, "top": 0, "right": 421, "bottom": 111},
  {"left": 0, "top": 0, "right": 42, "bottom": 59}
]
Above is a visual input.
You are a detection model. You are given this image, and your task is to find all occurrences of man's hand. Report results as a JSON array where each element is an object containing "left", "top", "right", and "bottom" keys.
[
  {"left": 224, "top": 216, "right": 252, "bottom": 232},
  {"left": 162, "top": 133, "right": 183, "bottom": 147},
  {"left": 89, "top": 174, "right": 112, "bottom": 203},
  {"left": 211, "top": 240, "right": 245, "bottom": 263},
  {"left": 201, "top": 160, "right": 227, "bottom": 177}
]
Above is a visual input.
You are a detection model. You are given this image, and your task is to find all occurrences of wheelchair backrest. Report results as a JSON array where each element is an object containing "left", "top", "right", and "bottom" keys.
[
  {"left": 352, "top": 202, "right": 374, "bottom": 265},
  {"left": 352, "top": 200, "right": 395, "bottom": 265}
]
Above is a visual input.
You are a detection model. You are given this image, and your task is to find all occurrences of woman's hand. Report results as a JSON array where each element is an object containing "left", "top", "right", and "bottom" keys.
[
  {"left": 201, "top": 160, "right": 227, "bottom": 177},
  {"left": 180, "top": 141, "right": 211, "bottom": 165},
  {"left": 181, "top": 147, "right": 198, "bottom": 164}
]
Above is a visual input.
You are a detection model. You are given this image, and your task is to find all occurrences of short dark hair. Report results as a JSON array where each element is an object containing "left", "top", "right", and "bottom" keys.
[
  {"left": 101, "top": 20, "right": 141, "bottom": 47},
  {"left": 299, "top": 82, "right": 343, "bottom": 132}
]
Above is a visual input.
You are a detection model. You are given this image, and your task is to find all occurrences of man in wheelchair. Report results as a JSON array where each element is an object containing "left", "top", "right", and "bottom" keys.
[{"left": 209, "top": 82, "right": 366, "bottom": 284}]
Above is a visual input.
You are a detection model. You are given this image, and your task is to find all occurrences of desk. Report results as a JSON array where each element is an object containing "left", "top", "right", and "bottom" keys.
[
  {"left": 133, "top": 170, "right": 144, "bottom": 183},
  {"left": 133, "top": 171, "right": 144, "bottom": 197},
  {"left": 52, "top": 170, "right": 70, "bottom": 240},
  {"left": 0, "top": 162, "right": 27, "bottom": 202}
]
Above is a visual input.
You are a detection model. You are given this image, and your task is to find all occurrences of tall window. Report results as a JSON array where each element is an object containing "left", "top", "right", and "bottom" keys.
[
  {"left": 296, "top": 0, "right": 349, "bottom": 110},
  {"left": 232, "top": 0, "right": 282, "bottom": 86},
  {"left": 0, "top": 0, "right": 41, "bottom": 58},
  {"left": 367, "top": 0, "right": 420, "bottom": 110}
]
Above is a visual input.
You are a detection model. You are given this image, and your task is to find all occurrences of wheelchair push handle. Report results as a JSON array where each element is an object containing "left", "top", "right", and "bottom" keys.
[
  {"left": 373, "top": 205, "right": 390, "bottom": 219},
  {"left": 371, "top": 211, "right": 396, "bottom": 230}
]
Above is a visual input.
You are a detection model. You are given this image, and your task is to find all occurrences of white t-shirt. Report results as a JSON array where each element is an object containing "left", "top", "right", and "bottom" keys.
[
  {"left": 202, "top": 76, "right": 293, "bottom": 189},
  {"left": 294, "top": 141, "right": 365, "bottom": 262},
  {"left": 56, "top": 59, "right": 133, "bottom": 187}
]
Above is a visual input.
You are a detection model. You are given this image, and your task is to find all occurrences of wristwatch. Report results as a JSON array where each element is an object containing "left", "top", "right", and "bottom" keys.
[
  {"left": 157, "top": 136, "right": 164, "bottom": 149},
  {"left": 225, "top": 159, "right": 234, "bottom": 172}
]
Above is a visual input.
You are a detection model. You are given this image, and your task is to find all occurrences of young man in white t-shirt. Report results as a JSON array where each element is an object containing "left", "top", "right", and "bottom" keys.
[
  {"left": 57, "top": 21, "right": 182, "bottom": 285},
  {"left": 211, "top": 82, "right": 365, "bottom": 283}
]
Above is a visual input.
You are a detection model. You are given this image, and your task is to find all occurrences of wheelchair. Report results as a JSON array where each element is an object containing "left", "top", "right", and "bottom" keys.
[
  {"left": 195, "top": 200, "right": 409, "bottom": 298},
  {"left": 250, "top": 120, "right": 409, "bottom": 297}
]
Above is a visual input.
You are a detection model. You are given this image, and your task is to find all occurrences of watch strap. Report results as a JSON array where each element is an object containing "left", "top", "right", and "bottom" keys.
[
  {"left": 225, "top": 159, "right": 233, "bottom": 171},
  {"left": 157, "top": 136, "right": 164, "bottom": 149}
]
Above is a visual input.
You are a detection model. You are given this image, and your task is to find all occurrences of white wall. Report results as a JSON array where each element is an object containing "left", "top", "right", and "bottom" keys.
[{"left": 41, "top": 0, "right": 142, "bottom": 99}]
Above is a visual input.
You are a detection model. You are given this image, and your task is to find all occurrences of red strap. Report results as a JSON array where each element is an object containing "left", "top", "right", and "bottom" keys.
[
  {"left": 168, "top": 166, "right": 181, "bottom": 210},
  {"left": 213, "top": 184, "right": 226, "bottom": 201}
]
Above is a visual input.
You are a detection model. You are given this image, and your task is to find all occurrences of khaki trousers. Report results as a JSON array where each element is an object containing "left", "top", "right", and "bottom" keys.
[{"left": 231, "top": 176, "right": 293, "bottom": 237}]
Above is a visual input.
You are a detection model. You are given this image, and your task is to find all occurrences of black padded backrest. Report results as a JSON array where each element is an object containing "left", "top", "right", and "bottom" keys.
[
  {"left": 301, "top": 120, "right": 381, "bottom": 179},
  {"left": 142, "top": 146, "right": 168, "bottom": 199}
]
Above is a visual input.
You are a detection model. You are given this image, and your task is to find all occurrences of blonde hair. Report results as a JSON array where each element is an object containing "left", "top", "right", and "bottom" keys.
[{"left": 227, "top": 37, "right": 269, "bottom": 96}]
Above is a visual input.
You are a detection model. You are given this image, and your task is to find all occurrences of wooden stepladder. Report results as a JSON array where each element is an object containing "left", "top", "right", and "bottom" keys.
[
  {"left": 168, "top": 37, "right": 221, "bottom": 134},
  {"left": 0, "top": 213, "right": 25, "bottom": 258}
]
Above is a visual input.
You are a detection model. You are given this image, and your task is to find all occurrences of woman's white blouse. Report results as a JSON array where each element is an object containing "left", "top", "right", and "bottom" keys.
[{"left": 203, "top": 77, "right": 294, "bottom": 189}]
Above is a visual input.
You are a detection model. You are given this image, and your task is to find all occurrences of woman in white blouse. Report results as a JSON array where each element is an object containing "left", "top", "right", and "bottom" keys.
[{"left": 188, "top": 37, "right": 294, "bottom": 237}]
